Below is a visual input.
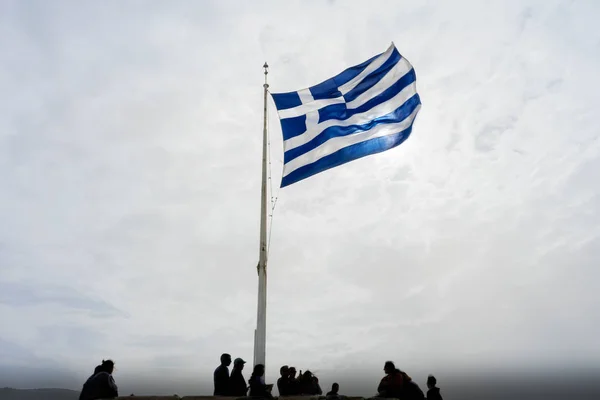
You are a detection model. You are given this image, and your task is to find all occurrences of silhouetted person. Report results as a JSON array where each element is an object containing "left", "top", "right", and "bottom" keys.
[
  {"left": 229, "top": 358, "right": 248, "bottom": 397},
  {"left": 299, "top": 370, "right": 322, "bottom": 395},
  {"left": 377, "top": 361, "right": 403, "bottom": 398},
  {"left": 287, "top": 367, "right": 300, "bottom": 395},
  {"left": 426, "top": 375, "right": 443, "bottom": 400},
  {"left": 277, "top": 365, "right": 290, "bottom": 396},
  {"left": 79, "top": 359, "right": 119, "bottom": 400},
  {"left": 327, "top": 382, "right": 340, "bottom": 396},
  {"left": 400, "top": 371, "right": 424, "bottom": 400},
  {"left": 296, "top": 370, "right": 305, "bottom": 394},
  {"left": 214, "top": 353, "right": 232, "bottom": 396},
  {"left": 248, "top": 363, "right": 273, "bottom": 399},
  {"left": 313, "top": 374, "right": 322, "bottom": 395}
]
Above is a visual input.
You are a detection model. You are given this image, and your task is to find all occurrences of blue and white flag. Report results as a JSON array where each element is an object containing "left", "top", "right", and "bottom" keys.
[{"left": 271, "top": 43, "right": 421, "bottom": 188}]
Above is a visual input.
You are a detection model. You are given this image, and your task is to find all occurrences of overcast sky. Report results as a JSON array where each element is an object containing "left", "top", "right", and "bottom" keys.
[{"left": 1, "top": 0, "right": 600, "bottom": 396}]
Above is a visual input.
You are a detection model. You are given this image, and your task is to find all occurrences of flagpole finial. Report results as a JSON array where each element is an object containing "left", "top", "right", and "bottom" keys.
[{"left": 263, "top": 62, "right": 269, "bottom": 88}]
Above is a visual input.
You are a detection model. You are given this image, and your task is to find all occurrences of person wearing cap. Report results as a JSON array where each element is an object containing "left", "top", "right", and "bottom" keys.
[
  {"left": 229, "top": 357, "right": 248, "bottom": 397},
  {"left": 214, "top": 353, "right": 232, "bottom": 396}
]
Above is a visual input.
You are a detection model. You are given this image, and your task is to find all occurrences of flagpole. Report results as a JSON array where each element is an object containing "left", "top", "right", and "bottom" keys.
[{"left": 254, "top": 62, "right": 269, "bottom": 370}]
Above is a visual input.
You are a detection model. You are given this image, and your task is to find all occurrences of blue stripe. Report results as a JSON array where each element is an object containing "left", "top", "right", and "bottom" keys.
[
  {"left": 284, "top": 93, "right": 420, "bottom": 163},
  {"left": 281, "top": 123, "right": 417, "bottom": 188},
  {"left": 308, "top": 51, "right": 383, "bottom": 100},
  {"left": 318, "top": 68, "right": 416, "bottom": 123},
  {"left": 272, "top": 92, "right": 301, "bottom": 111},
  {"left": 343, "top": 49, "right": 401, "bottom": 104},
  {"left": 309, "top": 80, "right": 342, "bottom": 101},
  {"left": 280, "top": 115, "right": 307, "bottom": 141}
]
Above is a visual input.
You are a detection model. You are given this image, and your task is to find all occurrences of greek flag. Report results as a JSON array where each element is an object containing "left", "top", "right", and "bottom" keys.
[{"left": 271, "top": 43, "right": 421, "bottom": 188}]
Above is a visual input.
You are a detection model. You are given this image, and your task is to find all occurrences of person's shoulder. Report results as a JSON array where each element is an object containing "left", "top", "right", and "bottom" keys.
[
  {"left": 214, "top": 365, "right": 226, "bottom": 374},
  {"left": 91, "top": 372, "right": 110, "bottom": 382}
]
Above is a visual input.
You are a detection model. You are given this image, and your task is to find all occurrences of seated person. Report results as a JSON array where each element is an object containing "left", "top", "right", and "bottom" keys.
[
  {"left": 377, "top": 361, "right": 403, "bottom": 398},
  {"left": 299, "top": 370, "right": 322, "bottom": 395},
  {"left": 426, "top": 375, "right": 443, "bottom": 400},
  {"left": 400, "top": 371, "right": 424, "bottom": 400},
  {"left": 326, "top": 382, "right": 340, "bottom": 397},
  {"left": 79, "top": 360, "right": 119, "bottom": 400}
]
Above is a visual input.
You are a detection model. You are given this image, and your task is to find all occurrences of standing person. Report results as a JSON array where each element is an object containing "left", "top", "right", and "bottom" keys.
[
  {"left": 79, "top": 359, "right": 119, "bottom": 400},
  {"left": 277, "top": 365, "right": 290, "bottom": 396},
  {"left": 248, "top": 364, "right": 273, "bottom": 399},
  {"left": 287, "top": 367, "right": 300, "bottom": 395},
  {"left": 214, "top": 353, "right": 232, "bottom": 396},
  {"left": 426, "top": 375, "right": 443, "bottom": 400},
  {"left": 229, "top": 358, "right": 248, "bottom": 397}
]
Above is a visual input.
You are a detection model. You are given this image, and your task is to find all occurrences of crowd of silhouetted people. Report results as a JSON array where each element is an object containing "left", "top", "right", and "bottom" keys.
[
  {"left": 77, "top": 355, "right": 443, "bottom": 400},
  {"left": 212, "top": 353, "right": 443, "bottom": 400},
  {"left": 277, "top": 365, "right": 322, "bottom": 396}
]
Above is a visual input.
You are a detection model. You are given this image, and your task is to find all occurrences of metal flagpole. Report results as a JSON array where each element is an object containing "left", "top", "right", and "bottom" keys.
[{"left": 254, "top": 62, "right": 269, "bottom": 370}]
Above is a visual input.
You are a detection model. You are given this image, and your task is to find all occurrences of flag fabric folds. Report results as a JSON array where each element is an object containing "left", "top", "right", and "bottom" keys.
[{"left": 271, "top": 43, "right": 422, "bottom": 188}]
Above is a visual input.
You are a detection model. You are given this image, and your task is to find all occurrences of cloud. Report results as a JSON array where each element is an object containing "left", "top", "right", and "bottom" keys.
[
  {"left": 0, "top": 281, "right": 124, "bottom": 317},
  {"left": 1, "top": 0, "right": 600, "bottom": 396}
]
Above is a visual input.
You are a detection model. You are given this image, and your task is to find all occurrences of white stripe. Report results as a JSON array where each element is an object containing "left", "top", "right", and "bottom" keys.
[
  {"left": 345, "top": 56, "right": 412, "bottom": 109},
  {"left": 337, "top": 43, "right": 396, "bottom": 95},
  {"left": 277, "top": 96, "right": 344, "bottom": 119},
  {"left": 280, "top": 89, "right": 331, "bottom": 127},
  {"left": 282, "top": 104, "right": 421, "bottom": 178},
  {"left": 283, "top": 80, "right": 418, "bottom": 152},
  {"left": 305, "top": 110, "right": 319, "bottom": 130},
  {"left": 297, "top": 88, "right": 314, "bottom": 104}
]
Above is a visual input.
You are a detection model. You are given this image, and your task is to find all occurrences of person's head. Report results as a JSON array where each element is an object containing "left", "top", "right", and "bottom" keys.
[
  {"left": 289, "top": 367, "right": 297, "bottom": 378},
  {"left": 220, "top": 353, "right": 232, "bottom": 366},
  {"left": 234, "top": 358, "right": 246, "bottom": 370},
  {"left": 331, "top": 383, "right": 339, "bottom": 393},
  {"left": 427, "top": 375, "right": 437, "bottom": 389},
  {"left": 101, "top": 359, "right": 115, "bottom": 374},
  {"left": 252, "top": 364, "right": 265, "bottom": 377},
  {"left": 280, "top": 365, "right": 289, "bottom": 377},
  {"left": 384, "top": 361, "right": 396, "bottom": 374},
  {"left": 303, "top": 370, "right": 313, "bottom": 379}
]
